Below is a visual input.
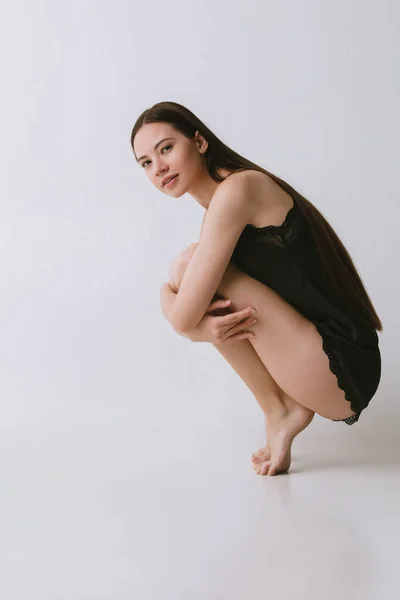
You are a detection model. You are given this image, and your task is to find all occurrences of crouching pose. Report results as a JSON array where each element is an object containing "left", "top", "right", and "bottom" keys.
[{"left": 131, "top": 101, "right": 382, "bottom": 476}]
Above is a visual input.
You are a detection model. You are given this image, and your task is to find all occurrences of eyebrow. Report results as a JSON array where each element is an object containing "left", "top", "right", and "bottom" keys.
[{"left": 136, "top": 137, "right": 176, "bottom": 163}]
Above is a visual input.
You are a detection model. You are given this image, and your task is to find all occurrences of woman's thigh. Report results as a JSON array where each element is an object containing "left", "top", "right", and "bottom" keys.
[
  {"left": 217, "top": 261, "right": 355, "bottom": 420},
  {"left": 172, "top": 243, "right": 356, "bottom": 421}
]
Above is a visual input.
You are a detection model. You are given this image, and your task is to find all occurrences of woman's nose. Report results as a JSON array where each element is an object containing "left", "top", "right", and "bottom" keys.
[{"left": 155, "top": 163, "right": 167, "bottom": 177}]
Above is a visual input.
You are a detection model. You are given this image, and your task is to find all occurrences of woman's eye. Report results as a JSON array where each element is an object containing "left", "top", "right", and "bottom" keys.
[
  {"left": 142, "top": 145, "right": 172, "bottom": 168},
  {"left": 161, "top": 144, "right": 172, "bottom": 154}
]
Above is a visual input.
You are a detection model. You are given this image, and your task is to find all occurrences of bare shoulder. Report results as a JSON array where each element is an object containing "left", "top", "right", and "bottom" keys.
[
  {"left": 210, "top": 170, "right": 261, "bottom": 221},
  {"left": 232, "top": 169, "right": 295, "bottom": 229},
  {"left": 218, "top": 169, "right": 277, "bottom": 200},
  {"left": 199, "top": 169, "right": 294, "bottom": 238},
  {"left": 220, "top": 169, "right": 262, "bottom": 191},
  {"left": 213, "top": 169, "right": 263, "bottom": 208},
  {"left": 199, "top": 171, "right": 257, "bottom": 240}
]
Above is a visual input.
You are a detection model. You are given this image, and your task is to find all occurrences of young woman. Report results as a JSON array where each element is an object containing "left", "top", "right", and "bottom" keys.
[{"left": 131, "top": 101, "right": 382, "bottom": 476}]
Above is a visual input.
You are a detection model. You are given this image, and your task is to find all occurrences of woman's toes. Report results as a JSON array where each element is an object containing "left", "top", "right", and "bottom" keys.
[
  {"left": 252, "top": 455, "right": 268, "bottom": 470},
  {"left": 259, "top": 461, "right": 281, "bottom": 476},
  {"left": 252, "top": 454, "right": 264, "bottom": 464},
  {"left": 253, "top": 459, "right": 264, "bottom": 474},
  {"left": 251, "top": 447, "right": 270, "bottom": 465}
]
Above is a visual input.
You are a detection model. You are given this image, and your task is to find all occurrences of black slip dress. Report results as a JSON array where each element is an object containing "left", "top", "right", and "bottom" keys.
[{"left": 231, "top": 189, "right": 381, "bottom": 425}]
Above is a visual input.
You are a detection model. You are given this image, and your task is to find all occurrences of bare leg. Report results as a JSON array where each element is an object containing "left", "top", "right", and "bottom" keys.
[
  {"left": 169, "top": 244, "right": 355, "bottom": 475},
  {"left": 169, "top": 246, "right": 315, "bottom": 475},
  {"left": 213, "top": 339, "right": 314, "bottom": 474}
]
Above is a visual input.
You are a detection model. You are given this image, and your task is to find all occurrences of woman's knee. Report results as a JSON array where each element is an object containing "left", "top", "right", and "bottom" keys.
[{"left": 168, "top": 243, "right": 198, "bottom": 291}]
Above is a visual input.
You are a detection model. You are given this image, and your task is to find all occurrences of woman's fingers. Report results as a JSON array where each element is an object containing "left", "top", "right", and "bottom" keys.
[
  {"left": 219, "top": 306, "right": 257, "bottom": 328},
  {"left": 228, "top": 331, "right": 255, "bottom": 341},
  {"left": 207, "top": 303, "right": 259, "bottom": 343},
  {"left": 206, "top": 299, "right": 232, "bottom": 313},
  {"left": 222, "top": 316, "right": 258, "bottom": 340}
]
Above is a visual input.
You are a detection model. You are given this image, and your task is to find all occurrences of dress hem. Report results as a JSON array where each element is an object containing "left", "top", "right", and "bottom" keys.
[{"left": 313, "top": 322, "right": 366, "bottom": 425}]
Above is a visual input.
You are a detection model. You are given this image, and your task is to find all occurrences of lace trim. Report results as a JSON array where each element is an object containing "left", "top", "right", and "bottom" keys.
[
  {"left": 244, "top": 204, "right": 303, "bottom": 248},
  {"left": 243, "top": 202, "right": 369, "bottom": 425},
  {"left": 247, "top": 204, "right": 296, "bottom": 231},
  {"left": 332, "top": 414, "right": 359, "bottom": 425},
  {"left": 313, "top": 321, "right": 365, "bottom": 424}
]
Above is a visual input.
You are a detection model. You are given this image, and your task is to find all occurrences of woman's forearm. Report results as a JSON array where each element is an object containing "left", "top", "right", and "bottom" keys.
[{"left": 160, "top": 283, "right": 197, "bottom": 340}]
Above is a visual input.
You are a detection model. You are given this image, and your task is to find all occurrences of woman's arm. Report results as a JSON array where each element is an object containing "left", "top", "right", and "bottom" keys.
[
  {"left": 160, "top": 282, "right": 178, "bottom": 322},
  {"left": 160, "top": 283, "right": 195, "bottom": 339},
  {"left": 199, "top": 210, "right": 207, "bottom": 239},
  {"left": 159, "top": 207, "right": 229, "bottom": 334},
  {"left": 168, "top": 176, "right": 256, "bottom": 333}
]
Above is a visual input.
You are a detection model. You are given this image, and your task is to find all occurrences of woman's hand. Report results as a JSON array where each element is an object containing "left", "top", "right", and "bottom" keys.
[{"left": 182, "top": 298, "right": 258, "bottom": 344}]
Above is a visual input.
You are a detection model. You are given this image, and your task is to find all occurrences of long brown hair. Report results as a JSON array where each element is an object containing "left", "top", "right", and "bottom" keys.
[{"left": 131, "top": 101, "right": 382, "bottom": 332}]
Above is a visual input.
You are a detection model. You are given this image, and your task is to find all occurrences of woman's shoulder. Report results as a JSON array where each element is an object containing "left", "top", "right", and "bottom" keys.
[
  {"left": 220, "top": 168, "right": 266, "bottom": 186},
  {"left": 226, "top": 170, "right": 295, "bottom": 229},
  {"left": 214, "top": 169, "right": 296, "bottom": 230},
  {"left": 218, "top": 169, "right": 272, "bottom": 200}
]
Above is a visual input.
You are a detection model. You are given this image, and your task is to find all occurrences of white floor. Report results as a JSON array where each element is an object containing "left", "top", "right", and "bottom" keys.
[{"left": 2, "top": 406, "right": 399, "bottom": 600}]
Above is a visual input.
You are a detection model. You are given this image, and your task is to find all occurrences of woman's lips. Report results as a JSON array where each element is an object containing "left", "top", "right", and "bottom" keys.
[{"left": 164, "top": 175, "right": 179, "bottom": 188}]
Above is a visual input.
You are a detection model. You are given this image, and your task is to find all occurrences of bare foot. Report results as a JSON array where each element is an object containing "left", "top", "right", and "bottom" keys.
[
  {"left": 258, "top": 429, "right": 294, "bottom": 476},
  {"left": 251, "top": 444, "right": 271, "bottom": 471},
  {"left": 252, "top": 398, "right": 314, "bottom": 476}
]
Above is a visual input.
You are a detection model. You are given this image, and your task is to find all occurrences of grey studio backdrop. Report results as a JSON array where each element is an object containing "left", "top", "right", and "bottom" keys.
[{"left": 0, "top": 1, "right": 398, "bottom": 599}]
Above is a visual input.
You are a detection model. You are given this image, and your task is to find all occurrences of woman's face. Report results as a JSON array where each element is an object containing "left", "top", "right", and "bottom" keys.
[{"left": 133, "top": 122, "right": 207, "bottom": 196}]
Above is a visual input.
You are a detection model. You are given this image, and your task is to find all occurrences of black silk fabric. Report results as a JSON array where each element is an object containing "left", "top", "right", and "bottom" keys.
[{"left": 231, "top": 193, "right": 381, "bottom": 423}]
